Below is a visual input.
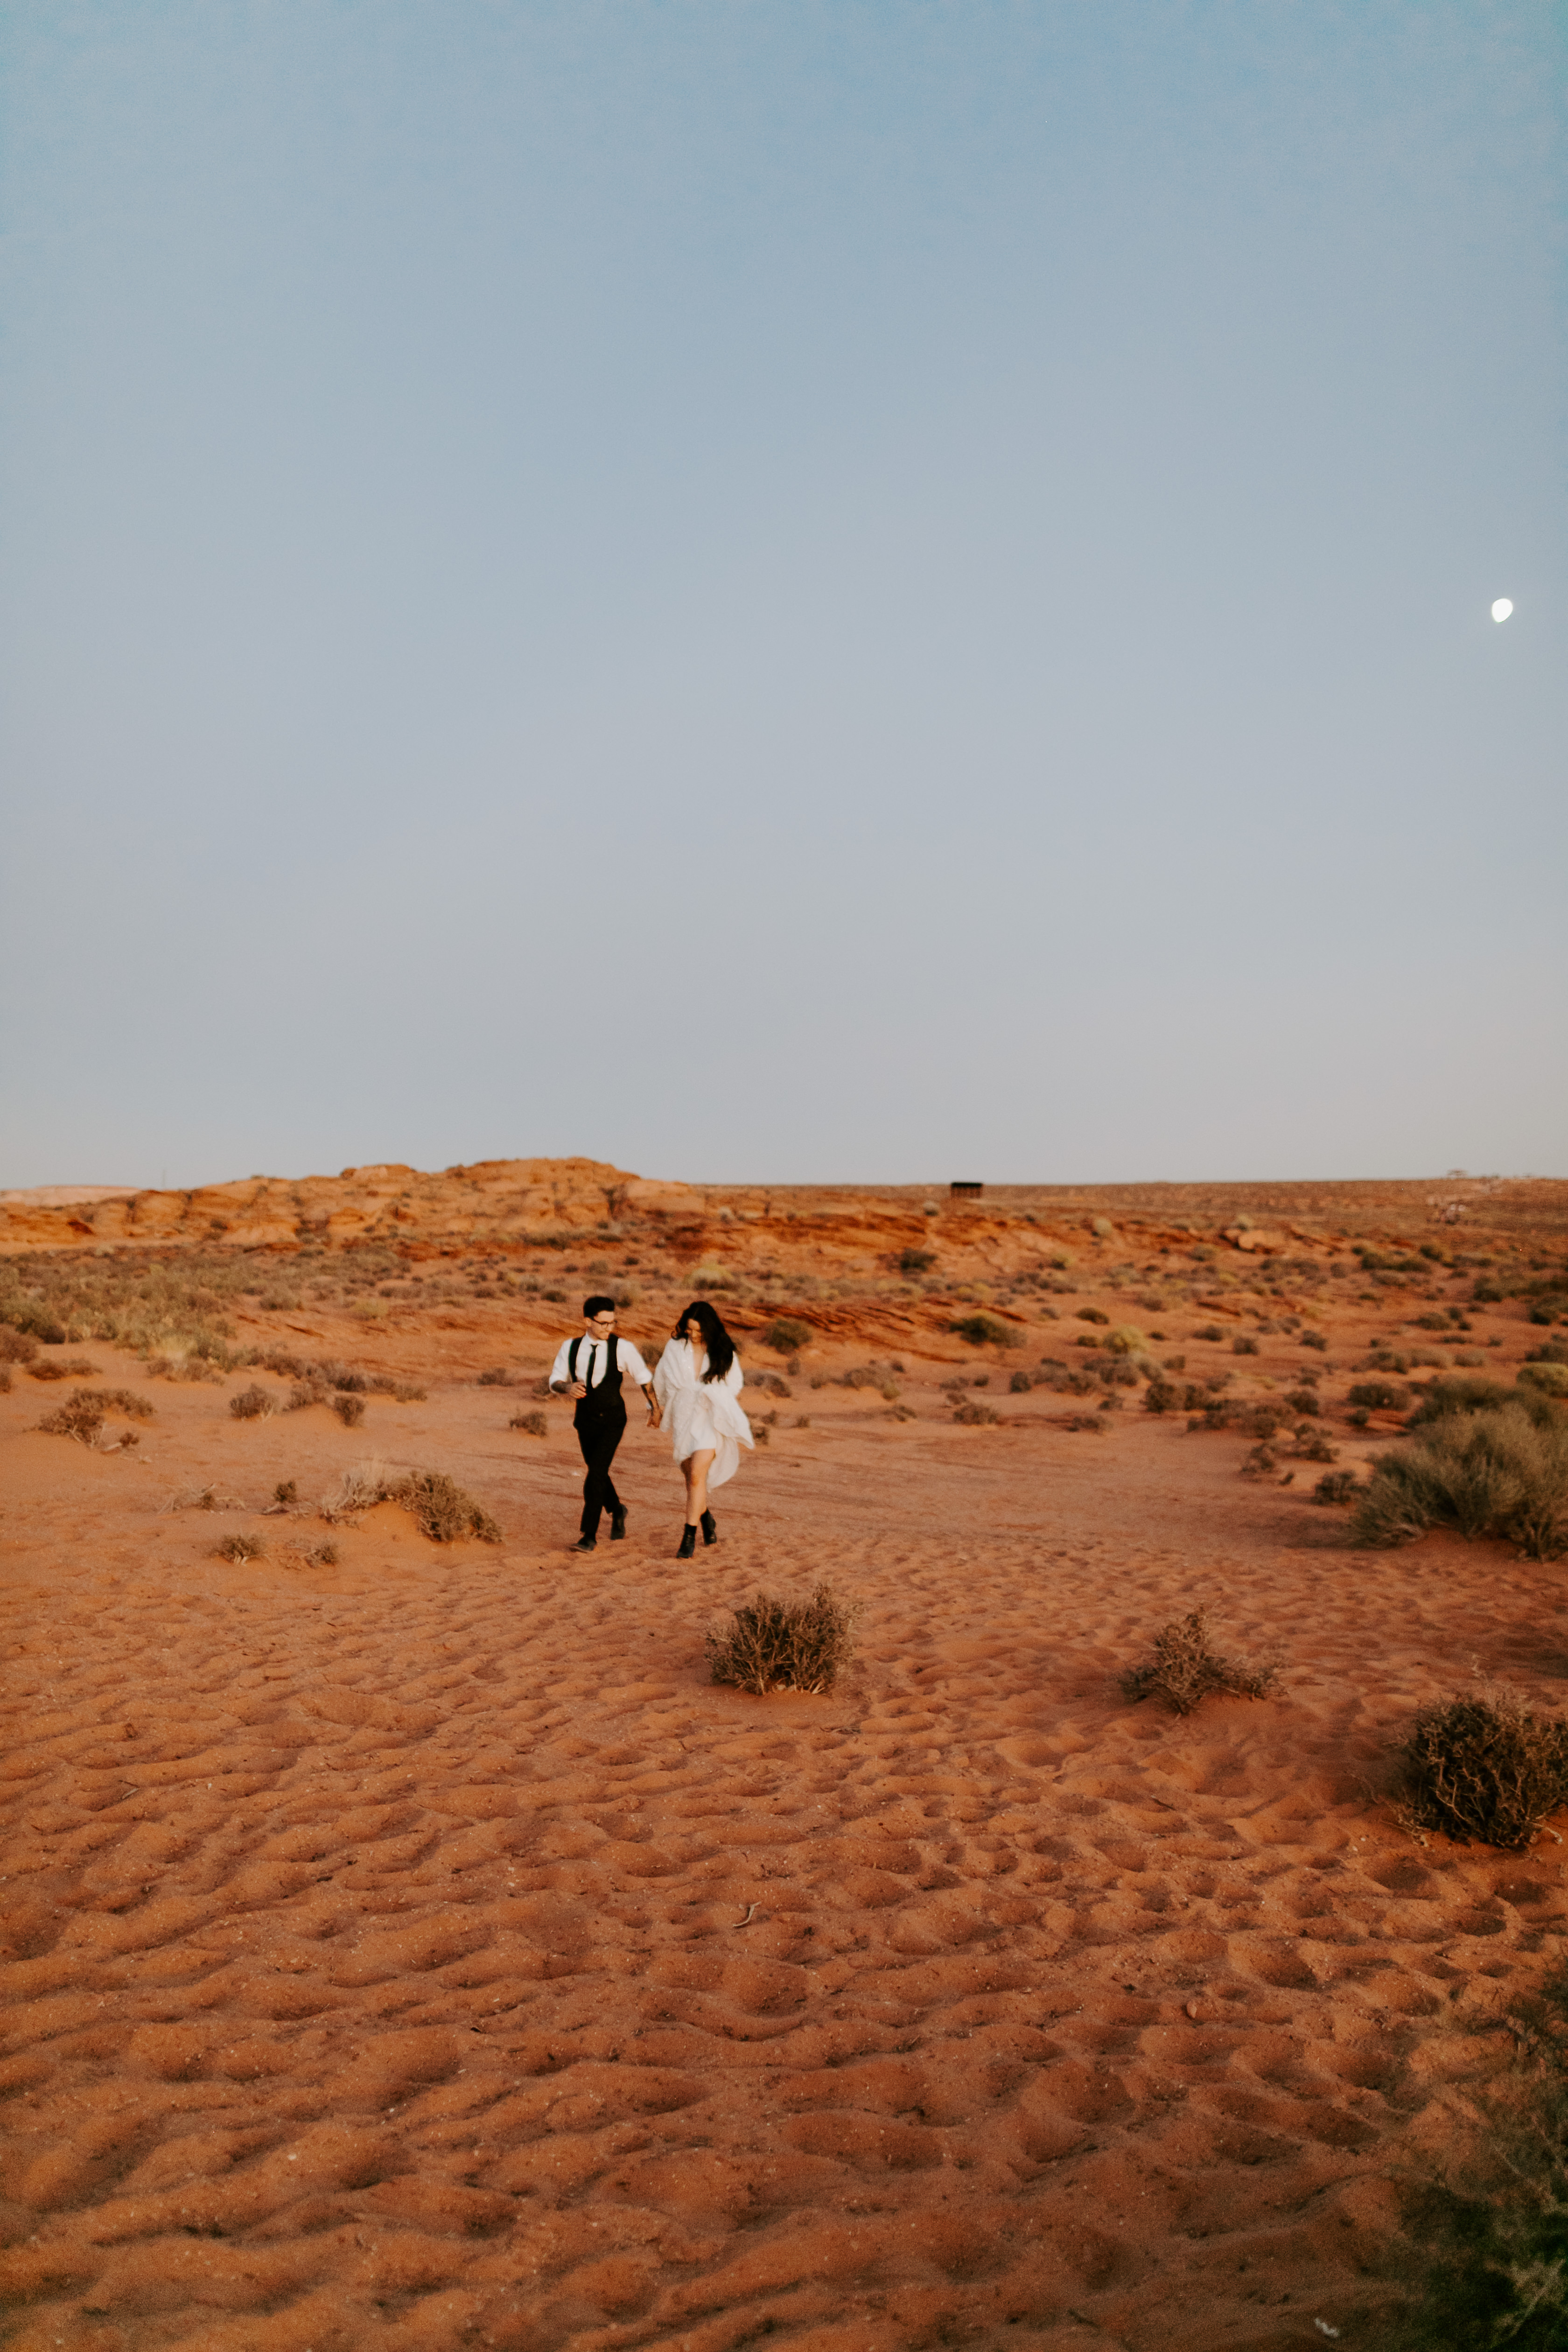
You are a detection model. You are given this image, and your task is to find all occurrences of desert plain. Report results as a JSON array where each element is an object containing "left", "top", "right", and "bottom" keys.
[{"left": 3, "top": 1157, "right": 1568, "bottom": 2352}]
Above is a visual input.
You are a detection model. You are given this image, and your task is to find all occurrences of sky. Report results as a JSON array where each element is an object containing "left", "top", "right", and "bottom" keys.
[{"left": 2, "top": 0, "right": 1564, "bottom": 1190}]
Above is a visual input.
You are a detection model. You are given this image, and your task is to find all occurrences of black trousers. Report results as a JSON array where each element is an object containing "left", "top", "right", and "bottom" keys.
[{"left": 574, "top": 1406, "right": 627, "bottom": 1536}]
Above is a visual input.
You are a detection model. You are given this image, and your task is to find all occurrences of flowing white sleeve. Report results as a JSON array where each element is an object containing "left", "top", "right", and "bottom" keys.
[
  {"left": 726, "top": 1356, "right": 744, "bottom": 1393},
  {"left": 548, "top": 1338, "right": 574, "bottom": 1386},
  {"left": 620, "top": 1342, "right": 652, "bottom": 1387},
  {"left": 653, "top": 1344, "right": 682, "bottom": 1411}
]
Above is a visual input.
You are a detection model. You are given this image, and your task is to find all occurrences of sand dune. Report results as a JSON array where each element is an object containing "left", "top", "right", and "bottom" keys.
[{"left": 3, "top": 1164, "right": 1566, "bottom": 2346}]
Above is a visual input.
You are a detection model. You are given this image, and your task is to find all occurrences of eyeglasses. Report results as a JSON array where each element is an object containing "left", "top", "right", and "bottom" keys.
[{"left": 588, "top": 1314, "right": 616, "bottom": 1326}]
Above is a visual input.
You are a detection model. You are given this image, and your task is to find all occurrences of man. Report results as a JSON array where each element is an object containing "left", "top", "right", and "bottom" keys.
[{"left": 547, "top": 1296, "right": 660, "bottom": 1552}]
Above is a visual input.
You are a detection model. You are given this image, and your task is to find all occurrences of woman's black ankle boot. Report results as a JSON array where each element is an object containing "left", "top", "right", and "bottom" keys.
[
  {"left": 677, "top": 1525, "right": 697, "bottom": 1559},
  {"left": 700, "top": 1511, "right": 717, "bottom": 1546}
]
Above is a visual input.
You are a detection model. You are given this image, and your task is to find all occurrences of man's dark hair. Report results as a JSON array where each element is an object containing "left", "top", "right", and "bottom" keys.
[{"left": 583, "top": 1295, "right": 616, "bottom": 1319}]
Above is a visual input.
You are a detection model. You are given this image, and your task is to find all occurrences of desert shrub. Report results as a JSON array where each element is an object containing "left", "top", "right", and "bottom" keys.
[
  {"left": 952, "top": 1397, "right": 1000, "bottom": 1425},
  {"left": 333, "top": 1393, "right": 366, "bottom": 1427},
  {"left": 1403, "top": 1695, "right": 1568, "bottom": 1850},
  {"left": 1067, "top": 1413, "right": 1106, "bottom": 1433},
  {"left": 1520, "top": 1363, "right": 1568, "bottom": 1399},
  {"left": 1104, "top": 1324, "right": 1148, "bottom": 1355},
  {"left": 898, "top": 1248, "right": 936, "bottom": 1273},
  {"left": 214, "top": 1533, "right": 266, "bottom": 1563},
  {"left": 1349, "top": 1379, "right": 1406, "bottom": 1411},
  {"left": 1285, "top": 1387, "right": 1323, "bottom": 1416},
  {"left": 273, "top": 1480, "right": 297, "bottom": 1507},
  {"left": 1241, "top": 1442, "right": 1277, "bottom": 1477},
  {"left": 705, "top": 1583, "right": 857, "bottom": 1694},
  {"left": 1009, "top": 1369, "right": 1033, "bottom": 1393},
  {"left": 510, "top": 1409, "right": 548, "bottom": 1436},
  {"left": 1353, "top": 1406, "right": 1568, "bottom": 1560},
  {"left": 389, "top": 1470, "right": 502, "bottom": 1544},
  {"left": 0, "top": 1326, "right": 37, "bottom": 1364},
  {"left": 1299, "top": 1330, "right": 1328, "bottom": 1351},
  {"left": 287, "top": 1377, "right": 329, "bottom": 1410},
  {"left": 37, "top": 1386, "right": 154, "bottom": 1443},
  {"left": 949, "top": 1313, "right": 1012, "bottom": 1347},
  {"left": 1143, "top": 1380, "right": 1179, "bottom": 1413},
  {"left": 763, "top": 1317, "right": 812, "bottom": 1355},
  {"left": 229, "top": 1385, "right": 275, "bottom": 1420},
  {"left": 1076, "top": 1307, "right": 1110, "bottom": 1326},
  {"left": 1313, "top": 1470, "right": 1359, "bottom": 1505},
  {"left": 1232, "top": 1334, "right": 1260, "bottom": 1356},
  {"left": 1097, "top": 1356, "right": 1140, "bottom": 1390},
  {"left": 1120, "top": 1609, "right": 1278, "bottom": 1716},
  {"left": 749, "top": 1370, "right": 792, "bottom": 1398},
  {"left": 1291, "top": 1425, "right": 1339, "bottom": 1462},
  {"left": 1401, "top": 1373, "right": 1523, "bottom": 1421},
  {"left": 476, "top": 1366, "right": 516, "bottom": 1386},
  {"left": 887, "top": 1403, "right": 917, "bottom": 1422},
  {"left": 5, "top": 1308, "right": 68, "bottom": 1344},
  {"left": 0, "top": 1366, "right": 9, "bottom": 1393},
  {"left": 1529, "top": 1339, "right": 1568, "bottom": 1368},
  {"left": 27, "top": 1354, "right": 98, "bottom": 1381},
  {"left": 840, "top": 1365, "right": 883, "bottom": 1390}
]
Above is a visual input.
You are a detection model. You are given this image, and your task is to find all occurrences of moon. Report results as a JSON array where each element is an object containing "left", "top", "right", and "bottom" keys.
[{"left": 1491, "top": 598, "right": 1514, "bottom": 623}]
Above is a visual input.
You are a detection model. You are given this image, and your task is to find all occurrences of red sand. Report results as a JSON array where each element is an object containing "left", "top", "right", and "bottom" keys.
[{"left": 3, "top": 1167, "right": 1566, "bottom": 2348}]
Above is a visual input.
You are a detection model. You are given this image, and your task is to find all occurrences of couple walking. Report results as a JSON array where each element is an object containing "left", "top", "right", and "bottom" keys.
[{"left": 546, "top": 1295, "right": 752, "bottom": 1558}]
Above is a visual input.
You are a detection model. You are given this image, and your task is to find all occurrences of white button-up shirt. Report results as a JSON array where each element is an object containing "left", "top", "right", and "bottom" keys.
[{"left": 549, "top": 1334, "right": 653, "bottom": 1391}]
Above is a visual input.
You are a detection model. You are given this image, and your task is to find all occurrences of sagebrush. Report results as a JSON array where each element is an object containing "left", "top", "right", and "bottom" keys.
[{"left": 1402, "top": 1695, "right": 1568, "bottom": 1851}]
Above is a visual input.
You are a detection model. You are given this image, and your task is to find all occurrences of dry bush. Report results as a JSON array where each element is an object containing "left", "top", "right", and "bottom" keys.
[
  {"left": 748, "top": 1371, "right": 792, "bottom": 1398},
  {"left": 1348, "top": 1378, "right": 1407, "bottom": 1411},
  {"left": 476, "top": 1366, "right": 516, "bottom": 1386},
  {"left": 28, "top": 1355, "right": 99, "bottom": 1381},
  {"left": 287, "top": 1377, "right": 330, "bottom": 1410},
  {"left": 763, "top": 1317, "right": 812, "bottom": 1355},
  {"left": 0, "top": 1327, "right": 37, "bottom": 1364},
  {"left": 510, "top": 1409, "right": 547, "bottom": 1437},
  {"left": 1240, "top": 1442, "right": 1277, "bottom": 1477},
  {"left": 1520, "top": 1363, "right": 1568, "bottom": 1399},
  {"left": 264, "top": 1480, "right": 298, "bottom": 1512},
  {"left": 1285, "top": 1386, "right": 1323, "bottom": 1416},
  {"left": 333, "top": 1393, "right": 366, "bottom": 1427},
  {"left": 1299, "top": 1330, "right": 1328, "bottom": 1351},
  {"left": 898, "top": 1248, "right": 936, "bottom": 1273},
  {"left": 214, "top": 1533, "right": 266, "bottom": 1564},
  {"left": 332, "top": 1468, "right": 505, "bottom": 1544},
  {"left": 229, "top": 1385, "right": 275, "bottom": 1420},
  {"left": 1066, "top": 1412, "right": 1107, "bottom": 1433},
  {"left": 953, "top": 1397, "right": 999, "bottom": 1425},
  {"left": 1009, "top": 1369, "right": 1033, "bottom": 1393},
  {"left": 1121, "top": 1609, "right": 1278, "bottom": 1716},
  {"left": 38, "top": 1386, "right": 154, "bottom": 1444},
  {"left": 887, "top": 1402, "right": 917, "bottom": 1421},
  {"left": 1313, "top": 1470, "right": 1360, "bottom": 1505},
  {"left": 1104, "top": 1324, "right": 1148, "bottom": 1355},
  {"left": 1354, "top": 1405, "right": 1568, "bottom": 1560},
  {"left": 705, "top": 1583, "right": 857, "bottom": 1695},
  {"left": 1402, "top": 1695, "right": 1568, "bottom": 1850},
  {"left": 0, "top": 1366, "right": 9, "bottom": 1393},
  {"left": 1232, "top": 1334, "right": 1260, "bottom": 1355},
  {"left": 1291, "top": 1425, "right": 1339, "bottom": 1462}
]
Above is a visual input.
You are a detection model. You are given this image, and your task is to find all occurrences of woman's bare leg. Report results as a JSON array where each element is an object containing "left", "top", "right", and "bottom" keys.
[{"left": 680, "top": 1449, "right": 717, "bottom": 1526}]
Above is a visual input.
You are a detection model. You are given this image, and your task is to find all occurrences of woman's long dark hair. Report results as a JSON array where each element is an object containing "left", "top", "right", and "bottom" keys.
[{"left": 674, "top": 1299, "right": 736, "bottom": 1384}]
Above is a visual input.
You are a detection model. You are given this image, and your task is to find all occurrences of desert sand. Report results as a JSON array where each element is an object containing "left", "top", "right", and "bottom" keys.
[{"left": 3, "top": 1161, "right": 1567, "bottom": 2350}]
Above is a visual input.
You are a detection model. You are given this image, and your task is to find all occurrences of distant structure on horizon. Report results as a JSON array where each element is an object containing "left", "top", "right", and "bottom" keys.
[{"left": 950, "top": 1181, "right": 984, "bottom": 1198}]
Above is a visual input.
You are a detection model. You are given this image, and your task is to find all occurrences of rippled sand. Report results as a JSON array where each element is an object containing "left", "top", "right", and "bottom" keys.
[{"left": 3, "top": 1303, "right": 1564, "bottom": 2349}]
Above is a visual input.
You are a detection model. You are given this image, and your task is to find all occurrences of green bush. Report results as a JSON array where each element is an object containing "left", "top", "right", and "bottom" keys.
[
  {"left": 949, "top": 1313, "right": 1011, "bottom": 1347},
  {"left": 1353, "top": 1405, "right": 1568, "bottom": 1559}
]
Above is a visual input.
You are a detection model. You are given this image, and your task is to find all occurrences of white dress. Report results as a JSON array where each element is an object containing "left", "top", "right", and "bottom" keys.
[{"left": 653, "top": 1340, "right": 752, "bottom": 1491}]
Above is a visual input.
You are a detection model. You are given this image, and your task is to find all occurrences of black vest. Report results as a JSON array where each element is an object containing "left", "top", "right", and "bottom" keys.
[{"left": 569, "top": 1333, "right": 624, "bottom": 1417}]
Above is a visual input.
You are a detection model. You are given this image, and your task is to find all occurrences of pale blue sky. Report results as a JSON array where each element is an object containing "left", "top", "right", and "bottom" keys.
[{"left": 3, "top": 3, "right": 1563, "bottom": 1188}]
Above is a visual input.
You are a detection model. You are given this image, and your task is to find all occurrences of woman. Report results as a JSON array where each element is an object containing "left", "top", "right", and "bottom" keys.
[{"left": 652, "top": 1299, "right": 752, "bottom": 1558}]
